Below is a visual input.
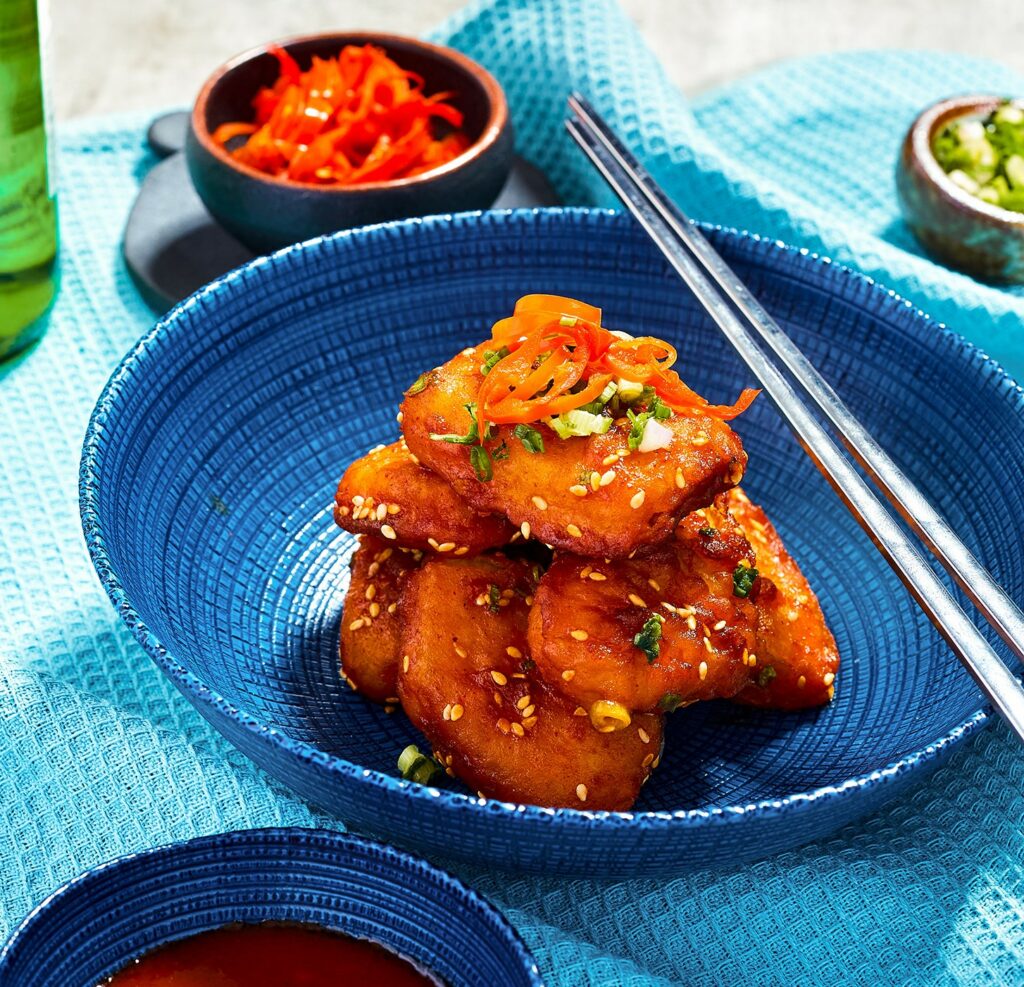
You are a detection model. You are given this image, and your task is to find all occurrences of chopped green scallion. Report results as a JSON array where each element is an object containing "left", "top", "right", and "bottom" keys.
[
  {"left": 513, "top": 423, "right": 546, "bottom": 453},
  {"left": 733, "top": 564, "right": 758, "bottom": 598},
  {"left": 633, "top": 615, "right": 663, "bottom": 663},
  {"left": 398, "top": 745, "right": 443, "bottom": 784}
]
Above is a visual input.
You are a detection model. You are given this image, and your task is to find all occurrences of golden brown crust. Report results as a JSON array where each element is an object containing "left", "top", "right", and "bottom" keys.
[
  {"left": 400, "top": 350, "right": 747, "bottom": 558},
  {"left": 398, "top": 553, "right": 663, "bottom": 810},
  {"left": 725, "top": 488, "right": 840, "bottom": 709},
  {"left": 339, "top": 536, "right": 420, "bottom": 704},
  {"left": 334, "top": 440, "right": 515, "bottom": 555},
  {"left": 528, "top": 495, "right": 758, "bottom": 714}
]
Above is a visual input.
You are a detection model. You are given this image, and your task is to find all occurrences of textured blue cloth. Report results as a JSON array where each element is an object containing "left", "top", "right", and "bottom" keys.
[{"left": 2, "top": 1, "right": 1024, "bottom": 984}]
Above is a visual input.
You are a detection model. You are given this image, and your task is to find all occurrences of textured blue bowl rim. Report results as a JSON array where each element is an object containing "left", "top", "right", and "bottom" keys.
[
  {"left": 0, "top": 826, "right": 544, "bottom": 983},
  {"left": 79, "top": 206, "right": 1017, "bottom": 836}
]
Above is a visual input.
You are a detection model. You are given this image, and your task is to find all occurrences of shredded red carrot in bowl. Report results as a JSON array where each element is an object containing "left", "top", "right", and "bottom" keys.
[
  {"left": 210, "top": 44, "right": 471, "bottom": 186},
  {"left": 476, "top": 294, "right": 759, "bottom": 434}
]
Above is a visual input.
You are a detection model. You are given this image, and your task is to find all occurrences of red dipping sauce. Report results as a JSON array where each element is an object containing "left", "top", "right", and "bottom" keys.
[{"left": 103, "top": 923, "right": 442, "bottom": 986}]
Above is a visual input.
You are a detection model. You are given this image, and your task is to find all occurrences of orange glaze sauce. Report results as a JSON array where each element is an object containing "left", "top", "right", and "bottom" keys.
[{"left": 102, "top": 923, "right": 442, "bottom": 986}]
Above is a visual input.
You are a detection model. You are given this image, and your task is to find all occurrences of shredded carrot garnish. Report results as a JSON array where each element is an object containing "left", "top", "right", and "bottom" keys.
[
  {"left": 476, "top": 294, "right": 759, "bottom": 434},
  {"left": 211, "top": 44, "right": 470, "bottom": 186}
]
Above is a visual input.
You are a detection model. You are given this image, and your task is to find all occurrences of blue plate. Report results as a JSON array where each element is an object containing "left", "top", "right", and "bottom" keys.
[
  {"left": 0, "top": 827, "right": 543, "bottom": 986},
  {"left": 80, "top": 208, "right": 1022, "bottom": 876}
]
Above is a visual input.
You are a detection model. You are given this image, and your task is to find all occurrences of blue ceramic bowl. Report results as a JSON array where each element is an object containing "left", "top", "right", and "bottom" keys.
[
  {"left": 80, "top": 209, "right": 1023, "bottom": 876},
  {"left": 0, "top": 828, "right": 542, "bottom": 986}
]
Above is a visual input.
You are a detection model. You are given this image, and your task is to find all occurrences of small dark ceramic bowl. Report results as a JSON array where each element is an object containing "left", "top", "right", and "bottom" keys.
[
  {"left": 0, "top": 828, "right": 544, "bottom": 987},
  {"left": 186, "top": 33, "right": 514, "bottom": 253},
  {"left": 896, "top": 94, "right": 1024, "bottom": 283}
]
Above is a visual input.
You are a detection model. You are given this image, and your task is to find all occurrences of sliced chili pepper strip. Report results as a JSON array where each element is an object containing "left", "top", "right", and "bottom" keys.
[{"left": 214, "top": 43, "right": 469, "bottom": 187}]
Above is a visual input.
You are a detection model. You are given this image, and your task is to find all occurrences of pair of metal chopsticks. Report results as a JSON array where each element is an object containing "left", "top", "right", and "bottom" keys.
[{"left": 565, "top": 93, "right": 1024, "bottom": 743}]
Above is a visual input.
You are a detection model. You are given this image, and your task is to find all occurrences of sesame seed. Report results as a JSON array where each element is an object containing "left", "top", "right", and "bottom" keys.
[
  {"left": 507, "top": 646, "right": 522, "bottom": 659},
  {"left": 369, "top": 602, "right": 381, "bottom": 618},
  {"left": 387, "top": 503, "right": 401, "bottom": 514},
  {"left": 451, "top": 704, "right": 464, "bottom": 721},
  {"left": 569, "top": 484, "right": 588, "bottom": 497},
  {"left": 522, "top": 716, "right": 538, "bottom": 728},
  {"left": 602, "top": 454, "right": 619, "bottom": 466},
  {"left": 375, "top": 503, "right": 388, "bottom": 521},
  {"left": 600, "top": 469, "right": 616, "bottom": 487},
  {"left": 570, "top": 629, "right": 589, "bottom": 641},
  {"left": 703, "top": 636, "right": 713, "bottom": 652},
  {"left": 675, "top": 468, "right": 686, "bottom": 489},
  {"left": 616, "top": 448, "right": 630, "bottom": 457},
  {"left": 567, "top": 523, "right": 583, "bottom": 537},
  {"left": 377, "top": 548, "right": 393, "bottom": 562},
  {"left": 662, "top": 601, "right": 677, "bottom": 614},
  {"left": 573, "top": 707, "right": 588, "bottom": 716},
  {"left": 402, "top": 655, "right": 410, "bottom": 673},
  {"left": 454, "top": 644, "right": 467, "bottom": 658},
  {"left": 520, "top": 521, "right": 531, "bottom": 540},
  {"left": 651, "top": 755, "right": 660, "bottom": 769},
  {"left": 337, "top": 505, "right": 350, "bottom": 516},
  {"left": 648, "top": 578, "right": 662, "bottom": 592},
  {"left": 367, "top": 561, "right": 380, "bottom": 577},
  {"left": 590, "top": 471, "right": 601, "bottom": 491},
  {"left": 797, "top": 675, "right": 806, "bottom": 689},
  {"left": 531, "top": 495, "right": 548, "bottom": 511},
  {"left": 493, "top": 691, "right": 502, "bottom": 704},
  {"left": 427, "top": 537, "right": 439, "bottom": 550},
  {"left": 699, "top": 661, "right": 708, "bottom": 680},
  {"left": 638, "top": 727, "right": 650, "bottom": 744},
  {"left": 521, "top": 704, "right": 535, "bottom": 719},
  {"left": 642, "top": 753, "right": 654, "bottom": 768},
  {"left": 525, "top": 595, "right": 534, "bottom": 606},
  {"left": 692, "top": 432, "right": 709, "bottom": 447},
  {"left": 713, "top": 619, "right": 727, "bottom": 631},
  {"left": 827, "top": 685, "right": 835, "bottom": 700},
  {"left": 348, "top": 618, "right": 364, "bottom": 631},
  {"left": 396, "top": 411, "right": 404, "bottom": 423},
  {"left": 515, "top": 695, "right": 531, "bottom": 710},
  {"left": 748, "top": 653, "right": 758, "bottom": 667},
  {"left": 385, "top": 696, "right": 399, "bottom": 705},
  {"left": 454, "top": 546, "right": 469, "bottom": 556},
  {"left": 686, "top": 615, "right": 697, "bottom": 631},
  {"left": 562, "top": 669, "right": 576, "bottom": 681},
  {"left": 629, "top": 490, "right": 646, "bottom": 509},
  {"left": 787, "top": 609, "right": 799, "bottom": 622},
  {"left": 364, "top": 585, "right": 377, "bottom": 601},
  {"left": 352, "top": 495, "right": 364, "bottom": 506},
  {"left": 387, "top": 602, "right": 397, "bottom": 614},
  {"left": 588, "top": 571, "right": 607, "bottom": 581},
  {"left": 823, "top": 672, "right": 835, "bottom": 686},
  {"left": 628, "top": 593, "right": 647, "bottom": 608},
  {"left": 728, "top": 462, "right": 744, "bottom": 484},
  {"left": 437, "top": 542, "right": 456, "bottom": 553},
  {"left": 443, "top": 704, "right": 452, "bottom": 721},
  {"left": 579, "top": 566, "right": 593, "bottom": 579},
  {"left": 380, "top": 524, "right": 397, "bottom": 540},
  {"left": 384, "top": 704, "right": 396, "bottom": 714},
  {"left": 497, "top": 718, "right": 511, "bottom": 734},
  {"left": 461, "top": 347, "right": 475, "bottom": 356},
  {"left": 576, "top": 783, "right": 588, "bottom": 802},
  {"left": 490, "top": 670, "right": 508, "bottom": 686},
  {"left": 511, "top": 722, "right": 525, "bottom": 737}
]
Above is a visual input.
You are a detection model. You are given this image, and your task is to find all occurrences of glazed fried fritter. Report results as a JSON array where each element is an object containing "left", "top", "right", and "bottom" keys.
[
  {"left": 400, "top": 350, "right": 747, "bottom": 558},
  {"left": 334, "top": 440, "right": 515, "bottom": 554},
  {"left": 339, "top": 535, "right": 420, "bottom": 704},
  {"left": 528, "top": 495, "right": 758, "bottom": 715},
  {"left": 724, "top": 489, "right": 839, "bottom": 709},
  {"left": 398, "top": 553, "right": 663, "bottom": 810}
]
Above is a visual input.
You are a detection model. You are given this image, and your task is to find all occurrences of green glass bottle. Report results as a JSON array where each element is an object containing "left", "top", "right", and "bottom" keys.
[{"left": 0, "top": 0, "right": 57, "bottom": 361}]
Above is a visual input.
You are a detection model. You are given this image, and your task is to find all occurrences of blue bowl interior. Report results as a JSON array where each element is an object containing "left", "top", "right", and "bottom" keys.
[
  {"left": 82, "top": 209, "right": 1022, "bottom": 867},
  {"left": 0, "top": 829, "right": 542, "bottom": 986}
]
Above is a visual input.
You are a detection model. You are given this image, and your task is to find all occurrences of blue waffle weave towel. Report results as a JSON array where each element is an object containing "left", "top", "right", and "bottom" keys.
[{"left": 2, "top": 1, "right": 1024, "bottom": 984}]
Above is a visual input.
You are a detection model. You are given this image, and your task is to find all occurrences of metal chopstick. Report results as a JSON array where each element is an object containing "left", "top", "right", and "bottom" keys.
[
  {"left": 565, "top": 97, "right": 1024, "bottom": 743},
  {"left": 568, "top": 92, "right": 1024, "bottom": 673}
]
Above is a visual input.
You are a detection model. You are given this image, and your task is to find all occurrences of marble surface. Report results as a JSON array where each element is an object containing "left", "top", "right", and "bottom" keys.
[{"left": 50, "top": 0, "right": 1023, "bottom": 121}]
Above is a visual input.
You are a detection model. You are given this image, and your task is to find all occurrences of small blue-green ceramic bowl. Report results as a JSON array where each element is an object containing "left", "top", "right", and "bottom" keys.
[
  {"left": 0, "top": 828, "right": 543, "bottom": 986},
  {"left": 80, "top": 208, "right": 1024, "bottom": 876}
]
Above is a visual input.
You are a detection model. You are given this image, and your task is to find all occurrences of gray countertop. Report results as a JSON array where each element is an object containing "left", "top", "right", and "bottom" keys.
[{"left": 50, "top": 0, "right": 1021, "bottom": 122}]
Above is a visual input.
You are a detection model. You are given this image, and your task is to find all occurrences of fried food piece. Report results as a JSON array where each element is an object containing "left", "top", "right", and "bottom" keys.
[
  {"left": 400, "top": 350, "right": 747, "bottom": 558},
  {"left": 339, "top": 536, "right": 420, "bottom": 704},
  {"left": 334, "top": 440, "right": 515, "bottom": 555},
  {"left": 528, "top": 495, "right": 758, "bottom": 715},
  {"left": 724, "top": 489, "right": 839, "bottom": 709},
  {"left": 398, "top": 553, "right": 663, "bottom": 810}
]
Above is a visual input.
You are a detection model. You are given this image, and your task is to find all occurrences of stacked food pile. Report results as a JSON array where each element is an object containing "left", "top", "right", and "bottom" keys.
[{"left": 333, "top": 295, "right": 838, "bottom": 811}]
